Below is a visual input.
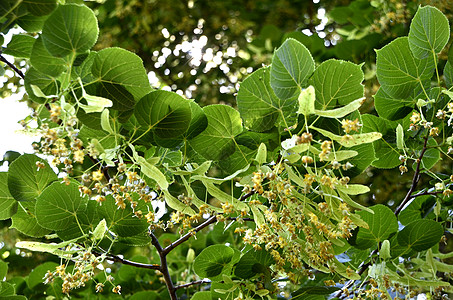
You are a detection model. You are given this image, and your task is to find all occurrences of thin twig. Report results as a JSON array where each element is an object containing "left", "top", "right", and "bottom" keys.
[
  {"left": 408, "top": 190, "right": 442, "bottom": 199},
  {"left": 162, "top": 215, "right": 217, "bottom": 255},
  {"left": 175, "top": 279, "right": 210, "bottom": 290},
  {"left": 0, "top": 53, "right": 25, "bottom": 79},
  {"left": 93, "top": 251, "right": 160, "bottom": 270}
]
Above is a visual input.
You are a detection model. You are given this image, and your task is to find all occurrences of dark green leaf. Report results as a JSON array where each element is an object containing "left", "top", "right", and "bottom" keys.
[
  {"left": 234, "top": 248, "right": 274, "bottom": 279},
  {"left": 135, "top": 90, "right": 192, "bottom": 139},
  {"left": 292, "top": 286, "right": 340, "bottom": 298},
  {"left": 398, "top": 195, "right": 435, "bottom": 226},
  {"left": 0, "top": 261, "right": 7, "bottom": 280},
  {"left": 397, "top": 219, "right": 443, "bottom": 251},
  {"left": 42, "top": 4, "right": 99, "bottom": 57},
  {"left": 0, "top": 173, "right": 17, "bottom": 220},
  {"left": 35, "top": 182, "right": 86, "bottom": 231},
  {"left": 30, "top": 37, "right": 67, "bottom": 77},
  {"left": 97, "top": 195, "right": 149, "bottom": 237},
  {"left": 237, "top": 66, "right": 296, "bottom": 131},
  {"left": 24, "top": 0, "right": 57, "bottom": 16},
  {"left": 16, "top": 14, "right": 47, "bottom": 32},
  {"left": 193, "top": 244, "right": 235, "bottom": 280},
  {"left": 184, "top": 100, "right": 208, "bottom": 139},
  {"left": 189, "top": 104, "right": 243, "bottom": 161},
  {"left": 24, "top": 67, "right": 58, "bottom": 103},
  {"left": 408, "top": 5, "right": 450, "bottom": 59},
  {"left": 91, "top": 47, "right": 151, "bottom": 101},
  {"left": 376, "top": 37, "right": 434, "bottom": 99},
  {"left": 445, "top": 61, "right": 453, "bottom": 88},
  {"left": 191, "top": 291, "right": 211, "bottom": 300},
  {"left": 97, "top": 82, "right": 135, "bottom": 111},
  {"left": 129, "top": 291, "right": 160, "bottom": 300},
  {"left": 270, "top": 38, "right": 315, "bottom": 99},
  {"left": 11, "top": 201, "right": 51, "bottom": 237},
  {"left": 355, "top": 204, "right": 398, "bottom": 249},
  {"left": 310, "top": 59, "right": 364, "bottom": 109},
  {"left": 8, "top": 154, "right": 58, "bottom": 202},
  {"left": 374, "top": 87, "right": 414, "bottom": 120},
  {"left": 0, "top": 282, "right": 14, "bottom": 297},
  {"left": 3, "top": 34, "right": 35, "bottom": 58},
  {"left": 27, "top": 262, "right": 58, "bottom": 289}
]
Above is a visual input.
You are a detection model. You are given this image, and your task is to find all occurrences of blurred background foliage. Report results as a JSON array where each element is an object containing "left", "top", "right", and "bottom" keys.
[{"left": 1, "top": 0, "right": 453, "bottom": 294}]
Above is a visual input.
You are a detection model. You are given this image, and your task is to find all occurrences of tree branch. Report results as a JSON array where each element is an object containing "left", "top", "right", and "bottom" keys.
[
  {"left": 149, "top": 230, "right": 177, "bottom": 300},
  {"left": 162, "top": 215, "right": 217, "bottom": 255},
  {"left": 408, "top": 190, "right": 442, "bottom": 199},
  {"left": 395, "top": 134, "right": 429, "bottom": 216},
  {"left": 0, "top": 53, "right": 25, "bottom": 79},
  {"left": 95, "top": 251, "right": 160, "bottom": 270},
  {"left": 175, "top": 279, "right": 210, "bottom": 290}
]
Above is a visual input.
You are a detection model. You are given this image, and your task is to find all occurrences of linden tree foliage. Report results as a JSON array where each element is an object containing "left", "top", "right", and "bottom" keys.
[{"left": 0, "top": 2, "right": 453, "bottom": 300}]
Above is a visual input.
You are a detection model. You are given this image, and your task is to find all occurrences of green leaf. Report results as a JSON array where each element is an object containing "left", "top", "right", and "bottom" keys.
[
  {"left": 270, "top": 38, "right": 315, "bottom": 100},
  {"left": 0, "top": 173, "right": 17, "bottom": 220},
  {"left": 191, "top": 292, "right": 212, "bottom": 300},
  {"left": 129, "top": 291, "right": 160, "bottom": 300},
  {"left": 297, "top": 85, "right": 316, "bottom": 116},
  {"left": 193, "top": 245, "right": 235, "bottom": 280},
  {"left": 35, "top": 182, "right": 86, "bottom": 231},
  {"left": 42, "top": 4, "right": 99, "bottom": 57},
  {"left": 0, "top": 282, "right": 15, "bottom": 297},
  {"left": 336, "top": 184, "right": 370, "bottom": 195},
  {"left": 24, "top": 0, "right": 57, "bottom": 16},
  {"left": 24, "top": 67, "right": 58, "bottom": 104},
  {"left": 310, "top": 126, "right": 381, "bottom": 147},
  {"left": 91, "top": 47, "right": 152, "bottom": 101},
  {"left": 27, "top": 262, "right": 58, "bottom": 289},
  {"left": 314, "top": 97, "right": 365, "bottom": 118},
  {"left": 237, "top": 66, "right": 296, "bottom": 131},
  {"left": 396, "top": 124, "right": 404, "bottom": 150},
  {"left": 374, "top": 87, "right": 413, "bottom": 120},
  {"left": 376, "top": 37, "right": 434, "bottom": 99},
  {"left": 30, "top": 37, "right": 67, "bottom": 77},
  {"left": 16, "top": 14, "right": 47, "bottom": 32},
  {"left": 397, "top": 219, "right": 443, "bottom": 251},
  {"left": 234, "top": 248, "right": 274, "bottom": 279},
  {"left": 398, "top": 195, "right": 435, "bottom": 226},
  {"left": 361, "top": 114, "right": 401, "bottom": 169},
  {"left": 185, "top": 100, "right": 208, "bottom": 139},
  {"left": 310, "top": 59, "right": 364, "bottom": 109},
  {"left": 97, "top": 195, "right": 149, "bottom": 237},
  {"left": 135, "top": 91, "right": 191, "bottom": 139},
  {"left": 190, "top": 105, "right": 243, "bottom": 161},
  {"left": 3, "top": 34, "right": 35, "bottom": 58},
  {"left": 408, "top": 5, "right": 450, "bottom": 59},
  {"left": 0, "top": 260, "right": 7, "bottom": 280},
  {"left": 8, "top": 154, "right": 58, "bottom": 202},
  {"left": 292, "top": 287, "right": 340, "bottom": 298},
  {"left": 11, "top": 202, "right": 51, "bottom": 238},
  {"left": 355, "top": 204, "right": 398, "bottom": 249},
  {"left": 98, "top": 82, "right": 135, "bottom": 111}
]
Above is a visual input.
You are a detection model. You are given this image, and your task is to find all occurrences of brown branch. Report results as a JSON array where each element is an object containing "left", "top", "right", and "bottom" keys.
[
  {"left": 408, "top": 190, "right": 443, "bottom": 199},
  {"left": 149, "top": 230, "right": 177, "bottom": 300},
  {"left": 0, "top": 53, "right": 24, "bottom": 79},
  {"left": 175, "top": 279, "right": 210, "bottom": 290},
  {"left": 95, "top": 251, "right": 160, "bottom": 270},
  {"left": 162, "top": 215, "right": 217, "bottom": 255},
  {"left": 395, "top": 134, "right": 429, "bottom": 216}
]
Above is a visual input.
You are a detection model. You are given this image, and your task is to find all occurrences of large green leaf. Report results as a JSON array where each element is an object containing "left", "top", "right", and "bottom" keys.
[
  {"left": 397, "top": 219, "right": 443, "bottom": 251},
  {"left": 408, "top": 5, "right": 450, "bottom": 59},
  {"left": 97, "top": 195, "right": 149, "bottom": 237},
  {"left": 234, "top": 248, "right": 274, "bottom": 279},
  {"left": 30, "top": 37, "right": 67, "bottom": 77},
  {"left": 398, "top": 195, "right": 435, "bottom": 226},
  {"left": 184, "top": 100, "right": 208, "bottom": 140},
  {"left": 35, "top": 182, "right": 86, "bottom": 231},
  {"left": 354, "top": 204, "right": 398, "bottom": 249},
  {"left": 91, "top": 47, "right": 152, "bottom": 101},
  {"left": 445, "top": 61, "right": 453, "bottom": 88},
  {"left": 24, "top": 0, "right": 57, "bottom": 16},
  {"left": 135, "top": 90, "right": 192, "bottom": 139},
  {"left": 0, "top": 173, "right": 17, "bottom": 220},
  {"left": 8, "top": 154, "right": 58, "bottom": 202},
  {"left": 189, "top": 104, "right": 243, "bottom": 161},
  {"left": 237, "top": 66, "right": 296, "bottom": 131},
  {"left": 310, "top": 59, "right": 364, "bottom": 109},
  {"left": 11, "top": 201, "right": 51, "bottom": 238},
  {"left": 16, "top": 14, "right": 47, "bottom": 32},
  {"left": 373, "top": 87, "right": 414, "bottom": 120},
  {"left": 376, "top": 37, "right": 434, "bottom": 99},
  {"left": 3, "top": 34, "right": 35, "bottom": 58},
  {"left": 97, "top": 82, "right": 135, "bottom": 111},
  {"left": 193, "top": 245, "right": 235, "bottom": 280},
  {"left": 270, "top": 38, "right": 315, "bottom": 100},
  {"left": 24, "top": 67, "right": 58, "bottom": 103},
  {"left": 42, "top": 4, "right": 99, "bottom": 57},
  {"left": 361, "top": 114, "right": 400, "bottom": 169}
]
